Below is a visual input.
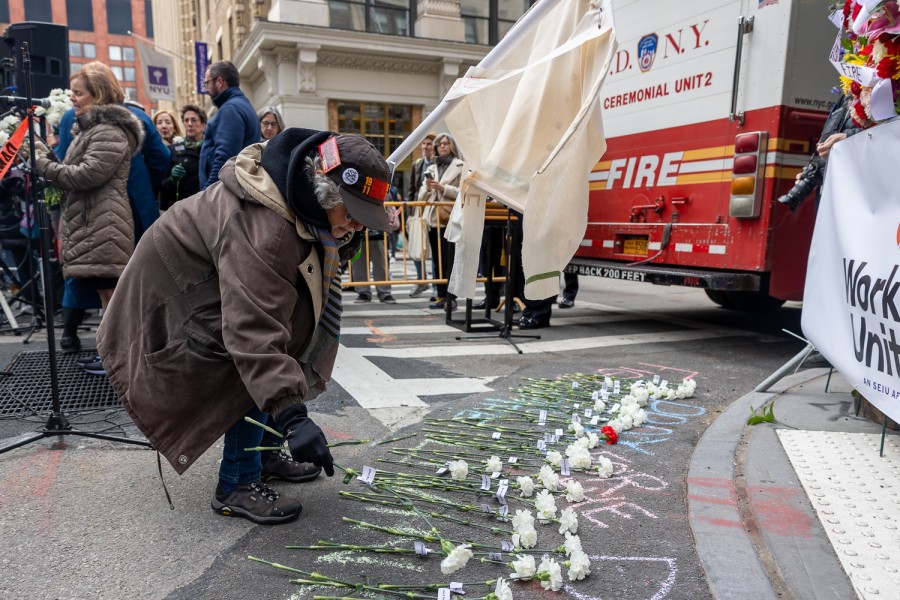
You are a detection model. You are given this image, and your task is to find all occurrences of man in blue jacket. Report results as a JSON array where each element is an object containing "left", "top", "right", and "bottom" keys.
[{"left": 199, "top": 61, "right": 261, "bottom": 190}]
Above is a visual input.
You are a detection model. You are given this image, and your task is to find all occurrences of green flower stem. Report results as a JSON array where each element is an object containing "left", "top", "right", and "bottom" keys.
[
  {"left": 243, "top": 446, "right": 283, "bottom": 452},
  {"left": 327, "top": 439, "right": 371, "bottom": 447},
  {"left": 376, "top": 433, "right": 419, "bottom": 445},
  {"left": 286, "top": 542, "right": 418, "bottom": 555},
  {"left": 370, "top": 481, "right": 437, "bottom": 531},
  {"left": 243, "top": 416, "right": 283, "bottom": 438},
  {"left": 430, "top": 512, "right": 512, "bottom": 536},
  {"left": 338, "top": 491, "right": 408, "bottom": 508}
]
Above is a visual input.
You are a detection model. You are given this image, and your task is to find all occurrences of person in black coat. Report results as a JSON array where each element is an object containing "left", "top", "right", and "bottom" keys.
[{"left": 158, "top": 104, "right": 207, "bottom": 210}]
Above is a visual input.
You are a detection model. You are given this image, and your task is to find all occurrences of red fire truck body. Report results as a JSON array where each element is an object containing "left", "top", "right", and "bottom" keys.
[{"left": 571, "top": 0, "right": 837, "bottom": 309}]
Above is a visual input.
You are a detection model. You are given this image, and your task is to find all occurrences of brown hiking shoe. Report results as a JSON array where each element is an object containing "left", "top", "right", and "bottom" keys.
[
  {"left": 211, "top": 482, "right": 302, "bottom": 525},
  {"left": 261, "top": 450, "right": 321, "bottom": 483}
]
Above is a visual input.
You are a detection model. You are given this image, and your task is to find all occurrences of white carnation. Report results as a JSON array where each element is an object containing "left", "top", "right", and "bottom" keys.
[
  {"left": 564, "top": 532, "right": 583, "bottom": 556},
  {"left": 593, "top": 398, "right": 607, "bottom": 412},
  {"left": 448, "top": 459, "right": 468, "bottom": 480},
  {"left": 632, "top": 386, "right": 650, "bottom": 405},
  {"left": 604, "top": 376, "right": 614, "bottom": 388},
  {"left": 567, "top": 548, "right": 592, "bottom": 581},
  {"left": 516, "top": 524, "right": 538, "bottom": 548},
  {"left": 587, "top": 432, "right": 600, "bottom": 448},
  {"left": 516, "top": 475, "right": 535, "bottom": 497},
  {"left": 618, "top": 413, "right": 634, "bottom": 431},
  {"left": 537, "top": 556, "right": 563, "bottom": 591},
  {"left": 538, "top": 465, "right": 560, "bottom": 491},
  {"left": 510, "top": 553, "right": 536, "bottom": 579},
  {"left": 493, "top": 578, "right": 513, "bottom": 600},
  {"left": 596, "top": 455, "right": 614, "bottom": 478},
  {"left": 485, "top": 455, "right": 503, "bottom": 473},
  {"left": 535, "top": 489, "right": 558, "bottom": 520},
  {"left": 565, "top": 480, "right": 586, "bottom": 502},
  {"left": 632, "top": 408, "right": 647, "bottom": 427},
  {"left": 545, "top": 450, "right": 563, "bottom": 467},
  {"left": 568, "top": 446, "right": 593, "bottom": 470},
  {"left": 512, "top": 509, "right": 534, "bottom": 531},
  {"left": 607, "top": 418, "right": 624, "bottom": 433},
  {"left": 440, "top": 543, "right": 473, "bottom": 574},
  {"left": 558, "top": 506, "right": 579, "bottom": 534}
]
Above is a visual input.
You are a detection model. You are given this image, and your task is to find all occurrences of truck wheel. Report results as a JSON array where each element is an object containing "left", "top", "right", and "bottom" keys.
[
  {"left": 704, "top": 289, "right": 734, "bottom": 308},
  {"left": 724, "top": 291, "right": 786, "bottom": 312}
]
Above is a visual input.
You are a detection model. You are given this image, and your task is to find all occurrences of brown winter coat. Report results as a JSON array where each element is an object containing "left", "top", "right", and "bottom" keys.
[
  {"left": 37, "top": 104, "right": 143, "bottom": 279},
  {"left": 96, "top": 142, "right": 329, "bottom": 475}
]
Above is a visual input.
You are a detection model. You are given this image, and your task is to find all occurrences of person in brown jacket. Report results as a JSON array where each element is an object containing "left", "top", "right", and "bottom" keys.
[
  {"left": 96, "top": 129, "right": 394, "bottom": 524},
  {"left": 31, "top": 64, "right": 144, "bottom": 310}
]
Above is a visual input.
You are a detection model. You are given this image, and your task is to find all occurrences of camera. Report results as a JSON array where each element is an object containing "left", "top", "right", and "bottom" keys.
[
  {"left": 777, "top": 158, "right": 823, "bottom": 210},
  {"left": 424, "top": 172, "right": 433, "bottom": 180}
]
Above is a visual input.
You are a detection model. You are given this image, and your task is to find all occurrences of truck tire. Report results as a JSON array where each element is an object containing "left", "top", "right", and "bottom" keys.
[
  {"left": 704, "top": 289, "right": 734, "bottom": 308},
  {"left": 724, "top": 290, "right": 786, "bottom": 312}
]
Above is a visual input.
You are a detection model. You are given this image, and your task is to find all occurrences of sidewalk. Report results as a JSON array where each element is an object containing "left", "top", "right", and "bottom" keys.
[{"left": 689, "top": 367, "right": 900, "bottom": 599}]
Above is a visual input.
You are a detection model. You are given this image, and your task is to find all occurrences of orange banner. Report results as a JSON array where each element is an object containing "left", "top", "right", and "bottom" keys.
[{"left": 0, "top": 116, "right": 30, "bottom": 181}]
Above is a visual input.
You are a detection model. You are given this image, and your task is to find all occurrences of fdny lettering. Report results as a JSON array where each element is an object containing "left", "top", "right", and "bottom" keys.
[{"left": 605, "top": 152, "right": 683, "bottom": 189}]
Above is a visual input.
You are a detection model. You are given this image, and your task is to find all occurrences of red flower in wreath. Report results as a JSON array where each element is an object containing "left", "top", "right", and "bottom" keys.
[{"left": 601, "top": 425, "right": 618, "bottom": 445}]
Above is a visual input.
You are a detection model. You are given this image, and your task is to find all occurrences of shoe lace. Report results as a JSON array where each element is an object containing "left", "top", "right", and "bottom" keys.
[
  {"left": 249, "top": 481, "right": 280, "bottom": 501},
  {"left": 275, "top": 449, "right": 297, "bottom": 464}
]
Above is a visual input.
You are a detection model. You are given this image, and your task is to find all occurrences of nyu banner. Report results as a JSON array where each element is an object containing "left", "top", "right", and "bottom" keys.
[
  {"left": 136, "top": 43, "right": 176, "bottom": 102},
  {"left": 802, "top": 118, "right": 900, "bottom": 424}
]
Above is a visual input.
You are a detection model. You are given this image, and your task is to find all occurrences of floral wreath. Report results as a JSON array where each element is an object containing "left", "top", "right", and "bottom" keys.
[{"left": 836, "top": 1, "right": 900, "bottom": 128}]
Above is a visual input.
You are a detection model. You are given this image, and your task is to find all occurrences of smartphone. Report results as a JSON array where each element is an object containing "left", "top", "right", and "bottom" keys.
[{"left": 424, "top": 173, "right": 434, "bottom": 180}]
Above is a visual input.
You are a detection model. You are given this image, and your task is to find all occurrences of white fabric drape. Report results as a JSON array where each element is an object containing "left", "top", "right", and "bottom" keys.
[{"left": 443, "top": 0, "right": 616, "bottom": 299}]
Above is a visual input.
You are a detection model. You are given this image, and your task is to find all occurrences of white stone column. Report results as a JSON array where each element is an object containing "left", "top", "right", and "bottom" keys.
[
  {"left": 297, "top": 46, "right": 319, "bottom": 93},
  {"left": 268, "top": 0, "right": 329, "bottom": 26},
  {"left": 415, "top": 0, "right": 465, "bottom": 42}
]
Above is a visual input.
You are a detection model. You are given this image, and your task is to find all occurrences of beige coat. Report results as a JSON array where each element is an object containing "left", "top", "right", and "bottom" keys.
[
  {"left": 37, "top": 104, "right": 143, "bottom": 279},
  {"left": 417, "top": 157, "right": 465, "bottom": 228}
]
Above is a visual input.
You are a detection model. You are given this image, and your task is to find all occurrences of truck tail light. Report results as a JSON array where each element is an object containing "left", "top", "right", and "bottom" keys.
[{"left": 729, "top": 131, "right": 767, "bottom": 218}]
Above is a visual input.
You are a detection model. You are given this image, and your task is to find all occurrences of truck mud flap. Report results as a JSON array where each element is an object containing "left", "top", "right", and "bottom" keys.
[{"left": 565, "top": 258, "right": 761, "bottom": 291}]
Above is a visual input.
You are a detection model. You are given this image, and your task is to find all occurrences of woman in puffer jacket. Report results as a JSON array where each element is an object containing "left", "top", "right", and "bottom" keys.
[{"left": 31, "top": 62, "right": 144, "bottom": 311}]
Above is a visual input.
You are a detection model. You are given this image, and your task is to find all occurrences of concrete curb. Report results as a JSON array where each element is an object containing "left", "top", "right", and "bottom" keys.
[{"left": 687, "top": 368, "right": 830, "bottom": 598}]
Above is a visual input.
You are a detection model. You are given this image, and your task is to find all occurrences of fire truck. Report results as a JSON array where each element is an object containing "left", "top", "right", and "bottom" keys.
[{"left": 570, "top": 0, "right": 837, "bottom": 310}]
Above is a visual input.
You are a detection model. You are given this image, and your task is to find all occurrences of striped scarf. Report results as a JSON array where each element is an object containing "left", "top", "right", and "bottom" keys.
[{"left": 297, "top": 225, "right": 343, "bottom": 387}]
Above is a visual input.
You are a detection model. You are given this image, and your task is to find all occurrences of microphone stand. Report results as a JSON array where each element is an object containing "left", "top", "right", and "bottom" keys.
[{"left": 0, "top": 41, "right": 150, "bottom": 454}]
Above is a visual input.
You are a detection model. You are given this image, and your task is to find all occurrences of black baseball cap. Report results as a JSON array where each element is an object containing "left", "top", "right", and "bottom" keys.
[{"left": 318, "top": 135, "right": 392, "bottom": 231}]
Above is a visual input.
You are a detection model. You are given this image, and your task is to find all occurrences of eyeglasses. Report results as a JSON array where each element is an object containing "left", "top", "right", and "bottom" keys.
[
  {"left": 437, "top": 140, "right": 451, "bottom": 147},
  {"left": 183, "top": 117, "right": 202, "bottom": 124},
  {"left": 261, "top": 120, "right": 279, "bottom": 128}
]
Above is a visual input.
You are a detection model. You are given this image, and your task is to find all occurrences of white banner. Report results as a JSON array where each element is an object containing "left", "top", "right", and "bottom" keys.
[
  {"left": 802, "top": 118, "right": 900, "bottom": 424},
  {"left": 136, "top": 42, "right": 176, "bottom": 102}
]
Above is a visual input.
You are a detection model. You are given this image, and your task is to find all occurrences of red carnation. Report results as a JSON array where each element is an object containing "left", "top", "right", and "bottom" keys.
[
  {"left": 877, "top": 56, "right": 896, "bottom": 80},
  {"left": 601, "top": 425, "right": 618, "bottom": 445},
  {"left": 851, "top": 81, "right": 862, "bottom": 96}
]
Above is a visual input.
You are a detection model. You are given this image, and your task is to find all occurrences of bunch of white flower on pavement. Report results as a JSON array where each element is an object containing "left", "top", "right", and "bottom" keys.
[
  {"left": 565, "top": 439, "right": 593, "bottom": 470},
  {"left": 558, "top": 507, "right": 579, "bottom": 534},
  {"left": 566, "top": 548, "right": 592, "bottom": 581},
  {"left": 511, "top": 509, "right": 538, "bottom": 549},
  {"left": 677, "top": 377, "right": 698, "bottom": 399},
  {"left": 565, "top": 480, "right": 585, "bottom": 502},
  {"left": 485, "top": 455, "right": 503, "bottom": 473},
  {"left": 509, "top": 554, "right": 537, "bottom": 579},
  {"left": 536, "top": 556, "right": 564, "bottom": 591},
  {"left": 440, "top": 541, "right": 473, "bottom": 574},
  {"left": 516, "top": 475, "right": 535, "bottom": 497},
  {"left": 538, "top": 464, "right": 560, "bottom": 491}
]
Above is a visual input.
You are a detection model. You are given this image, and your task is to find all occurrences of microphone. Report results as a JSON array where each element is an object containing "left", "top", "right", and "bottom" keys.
[{"left": 0, "top": 96, "right": 51, "bottom": 109}]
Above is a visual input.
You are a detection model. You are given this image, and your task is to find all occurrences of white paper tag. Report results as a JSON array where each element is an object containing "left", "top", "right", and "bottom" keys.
[
  {"left": 572, "top": 381, "right": 579, "bottom": 389},
  {"left": 496, "top": 480, "right": 508, "bottom": 504},
  {"left": 414, "top": 541, "right": 431, "bottom": 555},
  {"left": 660, "top": 379, "right": 668, "bottom": 388},
  {"left": 653, "top": 374, "right": 660, "bottom": 384},
  {"left": 610, "top": 403, "right": 621, "bottom": 413},
  {"left": 507, "top": 456, "right": 518, "bottom": 464},
  {"left": 591, "top": 390, "right": 600, "bottom": 400},
  {"left": 590, "top": 415, "right": 600, "bottom": 425},
  {"left": 538, "top": 409, "right": 547, "bottom": 425},
  {"left": 481, "top": 503, "right": 493, "bottom": 513},
  {"left": 357, "top": 466, "right": 376, "bottom": 484},
  {"left": 614, "top": 381, "right": 621, "bottom": 394},
  {"left": 491, "top": 471, "right": 501, "bottom": 479},
  {"left": 481, "top": 475, "right": 492, "bottom": 490},
  {"left": 555, "top": 428, "right": 564, "bottom": 437},
  {"left": 438, "top": 588, "right": 452, "bottom": 600},
  {"left": 492, "top": 431, "right": 501, "bottom": 440},
  {"left": 450, "top": 582, "right": 464, "bottom": 594},
  {"left": 573, "top": 403, "right": 580, "bottom": 409},
  {"left": 601, "top": 380, "right": 608, "bottom": 391},
  {"left": 436, "top": 466, "right": 449, "bottom": 476},
  {"left": 602, "top": 391, "right": 610, "bottom": 400},
  {"left": 537, "top": 439, "right": 546, "bottom": 450},
  {"left": 560, "top": 459, "right": 571, "bottom": 476},
  {"left": 497, "top": 505, "right": 509, "bottom": 520},
  {"left": 488, "top": 552, "right": 502, "bottom": 561},
  {"left": 501, "top": 541, "right": 515, "bottom": 552},
  {"left": 571, "top": 414, "right": 581, "bottom": 425},
  {"left": 584, "top": 408, "right": 592, "bottom": 417}
]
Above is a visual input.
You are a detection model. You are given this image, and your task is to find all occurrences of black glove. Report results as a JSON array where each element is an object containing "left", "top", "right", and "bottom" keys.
[{"left": 276, "top": 403, "right": 334, "bottom": 477}]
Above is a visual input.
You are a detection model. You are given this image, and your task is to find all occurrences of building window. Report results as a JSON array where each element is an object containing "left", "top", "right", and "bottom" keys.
[
  {"left": 66, "top": 0, "right": 94, "bottom": 31},
  {"left": 0, "top": 0, "right": 9, "bottom": 24},
  {"left": 25, "top": 0, "right": 52, "bottom": 21},
  {"left": 107, "top": 0, "right": 133, "bottom": 35},
  {"left": 69, "top": 42, "right": 97, "bottom": 60},
  {"left": 69, "top": 42, "right": 82, "bottom": 58},
  {"left": 334, "top": 101, "right": 412, "bottom": 157},
  {"left": 109, "top": 45, "right": 135, "bottom": 62},
  {"left": 329, "top": 0, "right": 410, "bottom": 36},
  {"left": 109, "top": 46, "right": 122, "bottom": 61},
  {"left": 123, "top": 67, "right": 136, "bottom": 82},
  {"left": 111, "top": 65, "right": 124, "bottom": 80},
  {"left": 71, "top": 63, "right": 82, "bottom": 73},
  {"left": 145, "top": 1, "right": 154, "bottom": 38},
  {"left": 84, "top": 43, "right": 96, "bottom": 59},
  {"left": 461, "top": 0, "right": 535, "bottom": 45}
]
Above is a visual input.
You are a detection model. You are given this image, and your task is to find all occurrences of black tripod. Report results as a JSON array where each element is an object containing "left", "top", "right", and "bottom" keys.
[
  {"left": 0, "top": 42, "right": 149, "bottom": 454},
  {"left": 455, "top": 209, "right": 540, "bottom": 354}
]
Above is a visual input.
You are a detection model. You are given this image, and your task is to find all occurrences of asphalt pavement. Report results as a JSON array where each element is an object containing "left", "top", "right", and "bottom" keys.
[{"left": 0, "top": 294, "right": 897, "bottom": 600}]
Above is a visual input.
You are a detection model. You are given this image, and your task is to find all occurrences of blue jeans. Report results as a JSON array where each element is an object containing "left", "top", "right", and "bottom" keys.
[{"left": 219, "top": 406, "right": 267, "bottom": 488}]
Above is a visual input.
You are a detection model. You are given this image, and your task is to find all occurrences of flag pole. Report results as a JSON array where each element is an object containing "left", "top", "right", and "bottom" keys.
[
  {"left": 386, "top": 0, "right": 564, "bottom": 169},
  {"left": 127, "top": 30, "right": 194, "bottom": 64}
]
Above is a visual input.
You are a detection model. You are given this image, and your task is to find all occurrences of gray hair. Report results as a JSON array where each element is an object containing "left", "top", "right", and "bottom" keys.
[{"left": 305, "top": 154, "right": 343, "bottom": 210}]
